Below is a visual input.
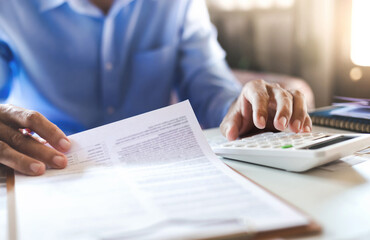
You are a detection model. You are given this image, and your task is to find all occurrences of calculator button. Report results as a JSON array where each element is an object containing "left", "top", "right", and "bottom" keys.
[
  {"left": 222, "top": 144, "right": 233, "bottom": 147},
  {"left": 302, "top": 135, "right": 314, "bottom": 139},
  {"left": 301, "top": 133, "right": 313, "bottom": 137},
  {"left": 275, "top": 132, "right": 286, "bottom": 136},
  {"left": 246, "top": 144, "right": 258, "bottom": 148},
  {"left": 259, "top": 132, "right": 274, "bottom": 137},
  {"left": 280, "top": 138, "right": 291, "bottom": 142},
  {"left": 292, "top": 135, "right": 302, "bottom": 139},
  {"left": 280, "top": 136, "right": 289, "bottom": 140},
  {"left": 259, "top": 145, "right": 271, "bottom": 148},
  {"left": 281, "top": 144, "right": 293, "bottom": 149}
]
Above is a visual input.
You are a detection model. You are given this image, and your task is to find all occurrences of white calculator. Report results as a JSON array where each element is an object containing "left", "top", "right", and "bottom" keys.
[{"left": 212, "top": 132, "right": 370, "bottom": 172}]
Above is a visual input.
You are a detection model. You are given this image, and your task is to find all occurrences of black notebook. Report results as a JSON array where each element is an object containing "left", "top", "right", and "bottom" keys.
[{"left": 309, "top": 106, "right": 370, "bottom": 133}]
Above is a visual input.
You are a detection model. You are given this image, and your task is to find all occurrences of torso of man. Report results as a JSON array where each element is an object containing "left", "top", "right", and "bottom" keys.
[
  {"left": 0, "top": 0, "right": 242, "bottom": 132},
  {"left": 89, "top": 0, "right": 114, "bottom": 14}
]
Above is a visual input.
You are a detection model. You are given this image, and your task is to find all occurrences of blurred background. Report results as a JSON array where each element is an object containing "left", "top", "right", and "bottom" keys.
[{"left": 206, "top": 0, "right": 370, "bottom": 108}]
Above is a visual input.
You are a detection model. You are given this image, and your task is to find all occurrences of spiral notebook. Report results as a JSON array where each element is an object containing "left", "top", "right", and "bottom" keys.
[{"left": 309, "top": 106, "right": 370, "bottom": 133}]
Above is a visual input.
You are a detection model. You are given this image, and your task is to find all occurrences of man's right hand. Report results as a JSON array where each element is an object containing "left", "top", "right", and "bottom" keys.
[{"left": 0, "top": 104, "right": 71, "bottom": 176}]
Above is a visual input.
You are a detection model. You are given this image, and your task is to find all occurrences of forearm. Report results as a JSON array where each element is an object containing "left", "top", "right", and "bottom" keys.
[
  {"left": 177, "top": 0, "right": 241, "bottom": 128},
  {"left": 177, "top": 60, "right": 241, "bottom": 128}
]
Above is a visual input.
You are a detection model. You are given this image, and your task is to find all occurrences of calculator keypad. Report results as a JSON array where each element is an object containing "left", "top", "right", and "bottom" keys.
[{"left": 220, "top": 132, "right": 327, "bottom": 149}]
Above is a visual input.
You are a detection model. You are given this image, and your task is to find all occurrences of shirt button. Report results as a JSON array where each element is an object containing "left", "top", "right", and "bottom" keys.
[
  {"left": 107, "top": 106, "right": 115, "bottom": 115},
  {"left": 105, "top": 62, "right": 113, "bottom": 71}
]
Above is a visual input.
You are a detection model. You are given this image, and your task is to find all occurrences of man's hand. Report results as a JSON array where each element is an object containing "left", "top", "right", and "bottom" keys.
[
  {"left": 220, "top": 79, "right": 312, "bottom": 141},
  {"left": 0, "top": 104, "right": 71, "bottom": 176}
]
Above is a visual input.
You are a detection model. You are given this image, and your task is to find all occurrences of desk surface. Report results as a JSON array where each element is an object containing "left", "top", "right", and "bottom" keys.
[
  {"left": 204, "top": 126, "right": 370, "bottom": 240},
  {"left": 1, "top": 126, "right": 369, "bottom": 239}
]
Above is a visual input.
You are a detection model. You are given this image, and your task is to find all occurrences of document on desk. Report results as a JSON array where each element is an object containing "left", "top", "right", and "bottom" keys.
[{"left": 14, "top": 101, "right": 314, "bottom": 240}]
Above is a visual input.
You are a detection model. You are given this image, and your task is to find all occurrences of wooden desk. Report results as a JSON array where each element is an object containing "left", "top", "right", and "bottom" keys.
[
  {"left": 204, "top": 126, "right": 370, "bottom": 239},
  {"left": 1, "top": 126, "right": 369, "bottom": 239}
]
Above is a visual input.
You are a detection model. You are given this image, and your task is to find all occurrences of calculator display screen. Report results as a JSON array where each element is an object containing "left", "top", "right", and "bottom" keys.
[{"left": 306, "top": 136, "right": 356, "bottom": 149}]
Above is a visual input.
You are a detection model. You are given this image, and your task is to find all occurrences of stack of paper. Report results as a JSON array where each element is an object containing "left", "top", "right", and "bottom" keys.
[{"left": 13, "top": 101, "right": 318, "bottom": 240}]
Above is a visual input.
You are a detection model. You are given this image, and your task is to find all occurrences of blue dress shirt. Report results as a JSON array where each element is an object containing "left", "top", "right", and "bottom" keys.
[{"left": 0, "top": 0, "right": 241, "bottom": 134}]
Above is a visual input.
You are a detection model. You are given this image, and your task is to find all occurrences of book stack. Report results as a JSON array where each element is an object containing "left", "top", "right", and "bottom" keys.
[{"left": 309, "top": 97, "right": 370, "bottom": 133}]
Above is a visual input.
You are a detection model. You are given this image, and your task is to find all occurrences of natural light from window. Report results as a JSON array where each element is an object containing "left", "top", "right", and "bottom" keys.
[
  {"left": 206, "top": 0, "right": 294, "bottom": 11},
  {"left": 351, "top": 0, "right": 370, "bottom": 66}
]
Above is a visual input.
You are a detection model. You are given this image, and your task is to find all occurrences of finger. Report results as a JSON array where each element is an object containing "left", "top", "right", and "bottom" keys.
[
  {"left": 301, "top": 115, "right": 312, "bottom": 133},
  {"left": 243, "top": 80, "right": 269, "bottom": 129},
  {"left": 0, "top": 141, "right": 45, "bottom": 176},
  {"left": 0, "top": 122, "right": 68, "bottom": 169},
  {"left": 220, "top": 102, "right": 243, "bottom": 141},
  {"left": 0, "top": 105, "right": 71, "bottom": 152},
  {"left": 268, "top": 84, "right": 293, "bottom": 131},
  {"left": 288, "top": 90, "right": 308, "bottom": 133}
]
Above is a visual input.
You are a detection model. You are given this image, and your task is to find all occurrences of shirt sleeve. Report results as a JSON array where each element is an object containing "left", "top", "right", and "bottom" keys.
[
  {"left": 0, "top": 40, "right": 13, "bottom": 100},
  {"left": 176, "top": 0, "right": 242, "bottom": 128}
]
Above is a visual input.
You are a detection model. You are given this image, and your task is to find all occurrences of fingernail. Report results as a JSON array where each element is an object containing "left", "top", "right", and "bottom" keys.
[
  {"left": 259, "top": 116, "right": 266, "bottom": 127},
  {"left": 279, "top": 117, "right": 287, "bottom": 128},
  {"left": 53, "top": 156, "right": 67, "bottom": 168},
  {"left": 304, "top": 126, "right": 311, "bottom": 132},
  {"left": 59, "top": 138, "right": 71, "bottom": 151},
  {"left": 30, "top": 163, "right": 43, "bottom": 174},
  {"left": 293, "top": 120, "right": 301, "bottom": 130}
]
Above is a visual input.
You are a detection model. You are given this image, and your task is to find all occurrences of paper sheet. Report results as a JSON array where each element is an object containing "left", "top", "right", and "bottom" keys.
[
  {"left": 15, "top": 101, "right": 309, "bottom": 240},
  {"left": 318, "top": 155, "right": 369, "bottom": 172},
  {"left": 0, "top": 182, "right": 6, "bottom": 240}
]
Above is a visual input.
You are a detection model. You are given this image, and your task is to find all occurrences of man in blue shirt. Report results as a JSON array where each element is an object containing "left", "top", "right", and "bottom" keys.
[{"left": 0, "top": 0, "right": 311, "bottom": 175}]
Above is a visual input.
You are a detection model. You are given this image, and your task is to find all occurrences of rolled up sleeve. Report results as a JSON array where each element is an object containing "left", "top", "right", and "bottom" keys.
[{"left": 177, "top": 0, "right": 241, "bottom": 128}]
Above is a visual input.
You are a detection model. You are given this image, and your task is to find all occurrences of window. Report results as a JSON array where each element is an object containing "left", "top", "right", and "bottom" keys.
[
  {"left": 206, "top": 0, "right": 294, "bottom": 11},
  {"left": 351, "top": 0, "right": 370, "bottom": 67}
]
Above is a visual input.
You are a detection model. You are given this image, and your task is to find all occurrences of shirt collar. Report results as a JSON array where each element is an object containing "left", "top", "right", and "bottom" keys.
[
  {"left": 38, "top": 0, "right": 137, "bottom": 13},
  {"left": 38, "top": 0, "right": 66, "bottom": 12}
]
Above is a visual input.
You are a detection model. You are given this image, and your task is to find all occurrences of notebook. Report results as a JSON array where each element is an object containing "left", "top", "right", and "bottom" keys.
[{"left": 309, "top": 106, "right": 370, "bottom": 133}]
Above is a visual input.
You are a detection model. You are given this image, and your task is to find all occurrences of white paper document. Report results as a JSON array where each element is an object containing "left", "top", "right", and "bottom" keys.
[
  {"left": 318, "top": 155, "right": 369, "bottom": 172},
  {"left": 14, "top": 101, "right": 309, "bottom": 240},
  {"left": 0, "top": 180, "right": 6, "bottom": 240}
]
